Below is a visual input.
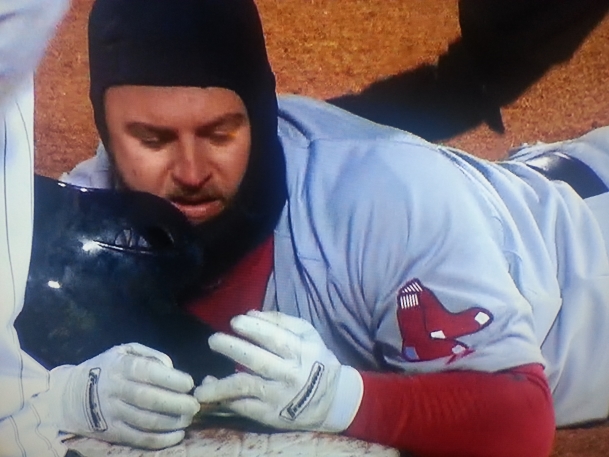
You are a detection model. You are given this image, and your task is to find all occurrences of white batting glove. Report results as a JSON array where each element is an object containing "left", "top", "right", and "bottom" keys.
[
  {"left": 194, "top": 311, "right": 363, "bottom": 433},
  {"left": 42, "top": 343, "right": 200, "bottom": 449}
]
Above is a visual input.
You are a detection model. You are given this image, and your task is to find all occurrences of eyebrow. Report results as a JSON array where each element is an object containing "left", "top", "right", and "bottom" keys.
[
  {"left": 197, "top": 112, "right": 248, "bottom": 134},
  {"left": 125, "top": 123, "right": 174, "bottom": 139},
  {"left": 125, "top": 112, "right": 247, "bottom": 138}
]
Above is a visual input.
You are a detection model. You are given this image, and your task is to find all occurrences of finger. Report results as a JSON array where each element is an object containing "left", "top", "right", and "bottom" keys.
[
  {"left": 116, "top": 379, "right": 200, "bottom": 416},
  {"left": 120, "top": 354, "right": 195, "bottom": 393},
  {"left": 208, "top": 333, "right": 290, "bottom": 380},
  {"left": 246, "top": 310, "right": 314, "bottom": 334},
  {"left": 113, "top": 399, "right": 194, "bottom": 432},
  {"left": 111, "top": 422, "right": 185, "bottom": 450},
  {"left": 245, "top": 311, "right": 325, "bottom": 347},
  {"left": 229, "top": 314, "right": 303, "bottom": 359},
  {"left": 118, "top": 343, "right": 173, "bottom": 367},
  {"left": 193, "top": 372, "right": 269, "bottom": 403},
  {"left": 225, "top": 397, "right": 273, "bottom": 423}
]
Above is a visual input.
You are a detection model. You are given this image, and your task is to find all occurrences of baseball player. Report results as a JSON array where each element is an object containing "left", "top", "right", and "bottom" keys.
[
  {"left": 55, "top": 0, "right": 608, "bottom": 456},
  {"left": 0, "top": 1, "right": 76, "bottom": 456},
  {"left": 0, "top": 1, "right": 203, "bottom": 455}
]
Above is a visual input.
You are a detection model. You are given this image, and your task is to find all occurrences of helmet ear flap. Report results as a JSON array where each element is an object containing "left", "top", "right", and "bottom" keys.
[{"left": 15, "top": 175, "right": 234, "bottom": 384}]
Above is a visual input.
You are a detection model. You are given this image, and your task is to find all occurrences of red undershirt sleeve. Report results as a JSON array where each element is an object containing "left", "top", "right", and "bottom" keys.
[{"left": 345, "top": 364, "right": 555, "bottom": 457}]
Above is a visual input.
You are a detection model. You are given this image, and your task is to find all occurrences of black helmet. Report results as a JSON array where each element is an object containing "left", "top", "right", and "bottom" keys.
[{"left": 16, "top": 175, "right": 233, "bottom": 383}]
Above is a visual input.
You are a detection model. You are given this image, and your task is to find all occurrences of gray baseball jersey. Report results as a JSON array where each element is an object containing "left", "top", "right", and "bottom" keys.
[{"left": 62, "top": 95, "right": 609, "bottom": 428}]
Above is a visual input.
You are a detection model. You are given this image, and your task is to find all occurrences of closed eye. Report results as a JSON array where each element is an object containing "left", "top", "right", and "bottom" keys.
[
  {"left": 197, "top": 113, "right": 247, "bottom": 145},
  {"left": 126, "top": 123, "right": 176, "bottom": 149}
]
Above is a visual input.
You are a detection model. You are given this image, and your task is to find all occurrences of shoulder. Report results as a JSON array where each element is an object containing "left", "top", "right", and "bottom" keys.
[
  {"left": 278, "top": 94, "right": 423, "bottom": 144},
  {"left": 275, "top": 98, "right": 500, "bottom": 262},
  {"left": 276, "top": 96, "right": 484, "bottom": 211},
  {"left": 277, "top": 95, "right": 465, "bottom": 187},
  {"left": 60, "top": 142, "right": 114, "bottom": 189}
]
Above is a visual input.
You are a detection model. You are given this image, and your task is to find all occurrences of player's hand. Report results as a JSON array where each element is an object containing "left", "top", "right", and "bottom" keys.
[
  {"left": 193, "top": 310, "right": 363, "bottom": 433},
  {"left": 44, "top": 343, "right": 200, "bottom": 449}
]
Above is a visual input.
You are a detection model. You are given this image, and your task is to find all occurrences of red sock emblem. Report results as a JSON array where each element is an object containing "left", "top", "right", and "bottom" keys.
[{"left": 397, "top": 279, "right": 493, "bottom": 364}]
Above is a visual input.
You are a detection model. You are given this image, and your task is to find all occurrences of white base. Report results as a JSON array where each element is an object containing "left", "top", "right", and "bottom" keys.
[{"left": 66, "top": 427, "right": 400, "bottom": 457}]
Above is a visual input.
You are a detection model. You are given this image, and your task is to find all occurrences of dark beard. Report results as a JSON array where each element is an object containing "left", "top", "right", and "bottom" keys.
[
  {"left": 113, "top": 155, "right": 282, "bottom": 296},
  {"left": 110, "top": 109, "right": 286, "bottom": 301},
  {"left": 191, "top": 196, "right": 264, "bottom": 288}
]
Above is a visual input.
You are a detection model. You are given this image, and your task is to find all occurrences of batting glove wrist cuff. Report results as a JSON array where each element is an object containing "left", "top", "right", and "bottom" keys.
[
  {"left": 38, "top": 365, "right": 81, "bottom": 434},
  {"left": 321, "top": 365, "right": 363, "bottom": 433}
]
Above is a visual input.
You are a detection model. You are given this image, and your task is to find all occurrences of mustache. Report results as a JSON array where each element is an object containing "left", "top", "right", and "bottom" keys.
[
  {"left": 166, "top": 186, "right": 224, "bottom": 204},
  {"left": 114, "top": 167, "right": 227, "bottom": 206}
]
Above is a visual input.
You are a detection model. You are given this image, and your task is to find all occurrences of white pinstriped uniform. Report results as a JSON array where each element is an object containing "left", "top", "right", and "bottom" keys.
[{"left": 0, "top": 1, "right": 69, "bottom": 456}]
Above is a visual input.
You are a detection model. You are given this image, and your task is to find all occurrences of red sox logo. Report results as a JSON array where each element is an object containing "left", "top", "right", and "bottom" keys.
[{"left": 397, "top": 279, "right": 493, "bottom": 364}]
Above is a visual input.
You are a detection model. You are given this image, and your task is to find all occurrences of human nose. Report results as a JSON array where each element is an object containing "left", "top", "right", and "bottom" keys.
[{"left": 171, "top": 136, "right": 210, "bottom": 188}]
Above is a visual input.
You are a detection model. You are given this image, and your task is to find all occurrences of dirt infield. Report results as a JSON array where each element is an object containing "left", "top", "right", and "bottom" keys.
[{"left": 34, "top": 1, "right": 609, "bottom": 456}]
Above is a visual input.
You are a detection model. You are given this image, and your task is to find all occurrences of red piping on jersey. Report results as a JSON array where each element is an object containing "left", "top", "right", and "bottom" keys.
[{"left": 346, "top": 364, "right": 555, "bottom": 457}]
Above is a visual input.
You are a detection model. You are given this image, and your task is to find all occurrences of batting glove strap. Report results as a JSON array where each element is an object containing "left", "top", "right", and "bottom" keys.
[
  {"left": 34, "top": 364, "right": 76, "bottom": 432},
  {"left": 321, "top": 365, "right": 364, "bottom": 433}
]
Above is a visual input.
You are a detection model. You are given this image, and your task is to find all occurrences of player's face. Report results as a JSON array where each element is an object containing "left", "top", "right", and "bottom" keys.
[{"left": 104, "top": 86, "right": 251, "bottom": 226}]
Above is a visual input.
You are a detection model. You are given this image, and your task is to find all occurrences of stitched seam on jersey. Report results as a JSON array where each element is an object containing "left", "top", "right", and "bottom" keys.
[
  {"left": 436, "top": 146, "right": 507, "bottom": 245},
  {"left": 277, "top": 116, "right": 310, "bottom": 146},
  {"left": 437, "top": 147, "right": 506, "bottom": 211},
  {"left": 3, "top": 101, "right": 48, "bottom": 455},
  {"left": 308, "top": 136, "right": 437, "bottom": 152},
  {"left": 15, "top": 101, "right": 34, "bottom": 222},
  {"left": 2, "top": 119, "right": 27, "bottom": 410},
  {"left": 2, "top": 119, "right": 12, "bottom": 309},
  {"left": 8, "top": 417, "right": 26, "bottom": 457},
  {"left": 5, "top": 108, "right": 28, "bottom": 415},
  {"left": 31, "top": 404, "right": 60, "bottom": 457},
  {"left": 325, "top": 267, "right": 377, "bottom": 360},
  {"left": 5, "top": 113, "right": 28, "bottom": 452},
  {"left": 2, "top": 118, "right": 14, "bottom": 319}
]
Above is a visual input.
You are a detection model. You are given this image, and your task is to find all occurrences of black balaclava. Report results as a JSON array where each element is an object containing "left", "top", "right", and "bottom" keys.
[{"left": 88, "top": 0, "right": 286, "bottom": 286}]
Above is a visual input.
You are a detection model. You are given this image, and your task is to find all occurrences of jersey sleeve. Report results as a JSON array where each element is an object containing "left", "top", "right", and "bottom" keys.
[{"left": 331, "top": 139, "right": 544, "bottom": 374}]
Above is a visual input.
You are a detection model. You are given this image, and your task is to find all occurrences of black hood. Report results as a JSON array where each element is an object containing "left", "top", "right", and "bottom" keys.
[{"left": 88, "top": 0, "right": 286, "bottom": 284}]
